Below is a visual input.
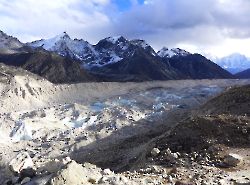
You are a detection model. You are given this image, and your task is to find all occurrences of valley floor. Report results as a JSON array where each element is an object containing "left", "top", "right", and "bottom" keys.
[{"left": 0, "top": 79, "right": 249, "bottom": 184}]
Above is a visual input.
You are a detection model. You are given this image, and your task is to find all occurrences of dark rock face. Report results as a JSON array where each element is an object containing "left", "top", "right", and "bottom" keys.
[
  {"left": 166, "top": 54, "right": 234, "bottom": 79},
  {"left": 91, "top": 49, "right": 183, "bottom": 82},
  {"left": 235, "top": 68, "right": 250, "bottom": 79},
  {"left": 0, "top": 51, "right": 96, "bottom": 84}
]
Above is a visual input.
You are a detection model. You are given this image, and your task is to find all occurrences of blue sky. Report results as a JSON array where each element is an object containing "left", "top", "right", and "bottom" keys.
[
  {"left": 0, "top": 0, "right": 250, "bottom": 58},
  {"left": 112, "top": 0, "right": 145, "bottom": 11}
]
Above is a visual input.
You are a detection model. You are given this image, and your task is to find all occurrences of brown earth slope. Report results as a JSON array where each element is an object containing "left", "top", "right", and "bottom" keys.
[{"left": 156, "top": 85, "right": 250, "bottom": 154}]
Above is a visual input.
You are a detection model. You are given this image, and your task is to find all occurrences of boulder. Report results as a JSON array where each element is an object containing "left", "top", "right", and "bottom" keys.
[
  {"left": 151, "top": 148, "right": 161, "bottom": 157},
  {"left": 9, "top": 152, "right": 34, "bottom": 174},
  {"left": 20, "top": 177, "right": 31, "bottom": 184},
  {"left": 50, "top": 161, "right": 102, "bottom": 185},
  {"left": 162, "top": 148, "right": 179, "bottom": 162},
  {"left": 224, "top": 153, "right": 243, "bottom": 167}
]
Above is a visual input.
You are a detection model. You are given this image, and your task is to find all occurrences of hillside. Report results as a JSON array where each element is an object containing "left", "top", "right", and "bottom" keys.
[
  {"left": 156, "top": 85, "right": 250, "bottom": 154},
  {"left": 235, "top": 68, "right": 250, "bottom": 79},
  {"left": 0, "top": 50, "right": 96, "bottom": 83},
  {"left": 166, "top": 54, "right": 234, "bottom": 79}
]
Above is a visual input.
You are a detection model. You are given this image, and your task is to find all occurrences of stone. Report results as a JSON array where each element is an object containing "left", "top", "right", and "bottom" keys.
[
  {"left": 103, "top": 168, "right": 113, "bottom": 175},
  {"left": 98, "top": 176, "right": 107, "bottom": 183},
  {"left": 21, "top": 177, "right": 31, "bottom": 184},
  {"left": 20, "top": 168, "right": 36, "bottom": 178},
  {"left": 9, "top": 152, "right": 34, "bottom": 174},
  {"left": 242, "top": 128, "right": 248, "bottom": 134},
  {"left": 163, "top": 148, "right": 179, "bottom": 162},
  {"left": 175, "top": 181, "right": 194, "bottom": 185},
  {"left": 62, "top": 156, "right": 72, "bottom": 164},
  {"left": 50, "top": 160, "right": 103, "bottom": 185},
  {"left": 224, "top": 153, "right": 243, "bottom": 167},
  {"left": 11, "top": 176, "right": 19, "bottom": 184},
  {"left": 43, "top": 159, "right": 64, "bottom": 173},
  {"left": 103, "top": 176, "right": 129, "bottom": 184},
  {"left": 151, "top": 148, "right": 161, "bottom": 157},
  {"left": 168, "top": 175, "right": 173, "bottom": 183},
  {"left": 235, "top": 181, "right": 250, "bottom": 185}
]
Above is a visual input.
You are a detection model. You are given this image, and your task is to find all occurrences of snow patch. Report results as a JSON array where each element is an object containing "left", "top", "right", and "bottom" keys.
[
  {"left": 131, "top": 39, "right": 150, "bottom": 49},
  {"left": 106, "top": 36, "right": 122, "bottom": 44},
  {"left": 158, "top": 47, "right": 191, "bottom": 58}
]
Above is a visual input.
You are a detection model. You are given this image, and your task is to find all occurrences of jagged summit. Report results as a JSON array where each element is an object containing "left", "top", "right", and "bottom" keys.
[
  {"left": 26, "top": 32, "right": 196, "bottom": 68},
  {"left": 130, "top": 39, "right": 150, "bottom": 48},
  {"left": 27, "top": 33, "right": 161, "bottom": 68},
  {"left": 27, "top": 32, "right": 97, "bottom": 62},
  {"left": 157, "top": 47, "right": 191, "bottom": 58},
  {"left": 103, "top": 36, "right": 127, "bottom": 44},
  {"left": 28, "top": 32, "right": 73, "bottom": 50}
]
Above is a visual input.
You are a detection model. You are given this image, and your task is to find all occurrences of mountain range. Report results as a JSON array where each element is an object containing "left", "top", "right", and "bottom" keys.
[{"left": 0, "top": 31, "right": 235, "bottom": 83}]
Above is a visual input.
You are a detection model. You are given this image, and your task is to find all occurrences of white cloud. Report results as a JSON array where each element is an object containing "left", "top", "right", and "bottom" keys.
[
  {"left": 0, "top": 0, "right": 112, "bottom": 42},
  {"left": 0, "top": 0, "right": 250, "bottom": 57},
  {"left": 111, "top": 0, "right": 250, "bottom": 57}
]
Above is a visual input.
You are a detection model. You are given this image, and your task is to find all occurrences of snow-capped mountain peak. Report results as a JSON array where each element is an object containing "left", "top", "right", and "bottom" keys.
[
  {"left": 28, "top": 32, "right": 71, "bottom": 50},
  {"left": 215, "top": 53, "right": 250, "bottom": 74},
  {"left": 157, "top": 47, "right": 191, "bottom": 58},
  {"left": 27, "top": 32, "right": 99, "bottom": 63},
  {"left": 26, "top": 33, "right": 195, "bottom": 68}
]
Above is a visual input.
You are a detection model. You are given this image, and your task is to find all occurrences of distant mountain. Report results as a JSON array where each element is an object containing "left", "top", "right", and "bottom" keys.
[
  {"left": 164, "top": 54, "right": 234, "bottom": 79},
  {"left": 235, "top": 68, "right": 250, "bottom": 79},
  {"left": 0, "top": 50, "right": 96, "bottom": 83},
  {"left": 0, "top": 31, "right": 24, "bottom": 54},
  {"left": 215, "top": 53, "right": 250, "bottom": 74}
]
